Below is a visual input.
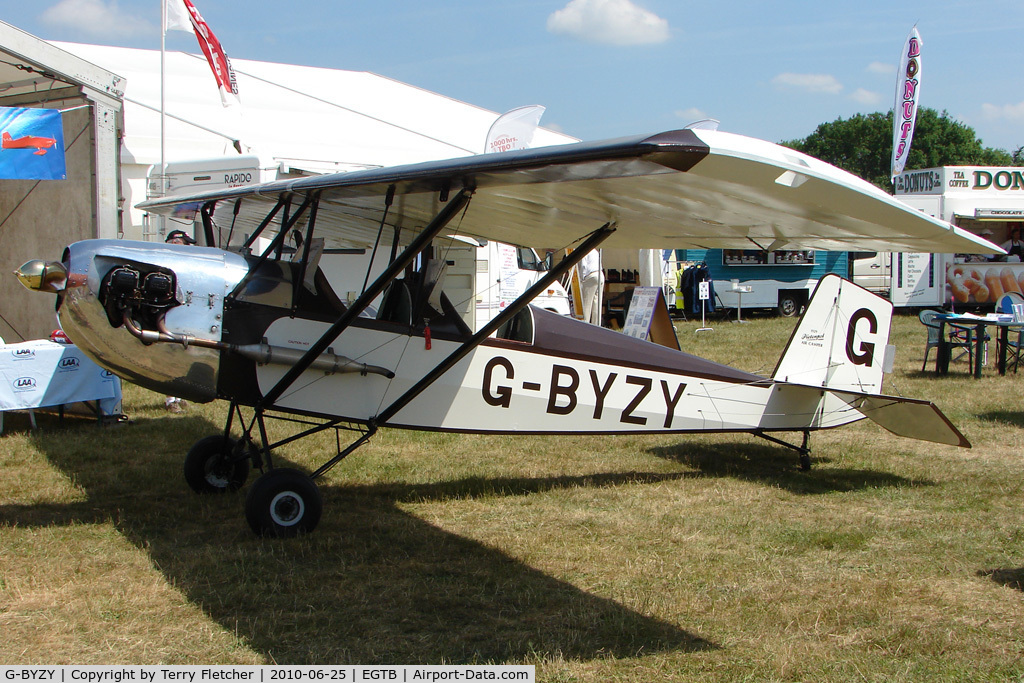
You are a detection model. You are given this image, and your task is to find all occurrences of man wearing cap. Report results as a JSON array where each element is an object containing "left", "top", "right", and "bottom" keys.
[
  {"left": 165, "top": 229, "right": 196, "bottom": 246},
  {"left": 163, "top": 230, "right": 195, "bottom": 412}
]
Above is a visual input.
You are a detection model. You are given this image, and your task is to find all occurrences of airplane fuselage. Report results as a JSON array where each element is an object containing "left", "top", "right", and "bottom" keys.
[
  {"left": 253, "top": 316, "right": 851, "bottom": 435},
  {"left": 50, "top": 239, "right": 854, "bottom": 438}
]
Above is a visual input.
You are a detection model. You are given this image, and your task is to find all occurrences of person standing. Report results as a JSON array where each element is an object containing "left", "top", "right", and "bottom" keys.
[
  {"left": 1001, "top": 223, "right": 1024, "bottom": 261},
  {"left": 578, "top": 249, "right": 604, "bottom": 326}
]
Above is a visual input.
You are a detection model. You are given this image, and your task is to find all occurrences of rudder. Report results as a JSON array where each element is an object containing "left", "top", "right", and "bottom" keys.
[{"left": 772, "top": 274, "right": 893, "bottom": 394}]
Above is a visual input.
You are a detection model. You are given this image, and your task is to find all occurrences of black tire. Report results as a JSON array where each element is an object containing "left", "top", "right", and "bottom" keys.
[
  {"left": 778, "top": 294, "right": 799, "bottom": 317},
  {"left": 184, "top": 435, "right": 251, "bottom": 494},
  {"left": 245, "top": 468, "right": 322, "bottom": 538}
]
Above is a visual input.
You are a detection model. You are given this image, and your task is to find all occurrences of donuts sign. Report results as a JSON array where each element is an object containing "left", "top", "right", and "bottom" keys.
[
  {"left": 948, "top": 264, "right": 1024, "bottom": 304},
  {"left": 891, "top": 27, "right": 922, "bottom": 180}
]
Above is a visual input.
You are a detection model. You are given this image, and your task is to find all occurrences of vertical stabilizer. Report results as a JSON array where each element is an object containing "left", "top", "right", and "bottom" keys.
[{"left": 773, "top": 274, "right": 893, "bottom": 394}]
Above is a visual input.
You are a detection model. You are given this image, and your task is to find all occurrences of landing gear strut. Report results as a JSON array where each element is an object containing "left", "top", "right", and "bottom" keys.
[
  {"left": 754, "top": 430, "right": 812, "bottom": 471},
  {"left": 183, "top": 401, "right": 377, "bottom": 536}
]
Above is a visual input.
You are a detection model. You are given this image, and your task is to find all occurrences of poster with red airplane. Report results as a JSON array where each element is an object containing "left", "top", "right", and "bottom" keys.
[{"left": 0, "top": 107, "right": 66, "bottom": 180}]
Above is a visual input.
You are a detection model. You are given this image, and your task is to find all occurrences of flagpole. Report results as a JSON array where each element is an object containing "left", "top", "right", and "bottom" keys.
[{"left": 160, "top": 0, "right": 167, "bottom": 202}]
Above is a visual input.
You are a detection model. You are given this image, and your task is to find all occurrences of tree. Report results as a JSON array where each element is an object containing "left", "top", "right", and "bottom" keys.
[{"left": 782, "top": 108, "right": 1012, "bottom": 191}]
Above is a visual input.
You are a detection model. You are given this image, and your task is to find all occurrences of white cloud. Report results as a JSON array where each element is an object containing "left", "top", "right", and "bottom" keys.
[
  {"left": 850, "top": 88, "right": 882, "bottom": 106},
  {"left": 547, "top": 0, "right": 670, "bottom": 46},
  {"left": 41, "top": 0, "right": 153, "bottom": 38},
  {"left": 867, "top": 61, "right": 893, "bottom": 76},
  {"left": 981, "top": 102, "right": 1024, "bottom": 123},
  {"left": 771, "top": 73, "right": 843, "bottom": 95}
]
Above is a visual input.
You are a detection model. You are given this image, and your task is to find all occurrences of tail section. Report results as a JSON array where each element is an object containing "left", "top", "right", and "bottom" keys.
[
  {"left": 773, "top": 274, "right": 893, "bottom": 394},
  {"left": 774, "top": 274, "right": 970, "bottom": 448}
]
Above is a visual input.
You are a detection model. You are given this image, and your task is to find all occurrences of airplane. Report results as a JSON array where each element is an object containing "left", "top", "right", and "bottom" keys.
[
  {"left": 1, "top": 130, "right": 58, "bottom": 156},
  {"left": 14, "top": 128, "right": 1000, "bottom": 537}
]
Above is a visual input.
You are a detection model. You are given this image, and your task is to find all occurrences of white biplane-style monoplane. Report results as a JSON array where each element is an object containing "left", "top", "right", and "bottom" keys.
[{"left": 16, "top": 128, "right": 999, "bottom": 536}]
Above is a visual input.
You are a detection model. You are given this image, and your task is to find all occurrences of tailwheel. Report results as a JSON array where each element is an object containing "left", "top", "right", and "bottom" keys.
[
  {"left": 184, "top": 435, "right": 252, "bottom": 493},
  {"left": 245, "top": 468, "right": 322, "bottom": 538}
]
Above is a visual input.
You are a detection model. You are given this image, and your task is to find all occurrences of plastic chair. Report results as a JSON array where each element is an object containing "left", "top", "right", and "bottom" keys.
[
  {"left": 996, "top": 293, "right": 1024, "bottom": 373},
  {"left": 919, "top": 309, "right": 974, "bottom": 371},
  {"left": 996, "top": 291, "right": 1024, "bottom": 312}
]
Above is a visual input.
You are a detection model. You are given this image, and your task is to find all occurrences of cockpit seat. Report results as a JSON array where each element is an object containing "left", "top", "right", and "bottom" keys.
[
  {"left": 377, "top": 280, "right": 413, "bottom": 326},
  {"left": 496, "top": 306, "right": 534, "bottom": 343}
]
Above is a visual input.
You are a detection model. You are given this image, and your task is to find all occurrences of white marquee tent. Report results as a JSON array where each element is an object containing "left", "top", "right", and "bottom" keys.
[{"left": 53, "top": 42, "right": 577, "bottom": 239}]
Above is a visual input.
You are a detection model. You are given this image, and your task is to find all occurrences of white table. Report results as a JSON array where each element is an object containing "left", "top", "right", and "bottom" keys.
[
  {"left": 730, "top": 281, "right": 753, "bottom": 322},
  {"left": 0, "top": 340, "right": 122, "bottom": 432}
]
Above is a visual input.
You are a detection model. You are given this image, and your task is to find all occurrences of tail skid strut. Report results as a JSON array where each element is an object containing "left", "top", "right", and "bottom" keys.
[{"left": 754, "top": 429, "right": 812, "bottom": 471}]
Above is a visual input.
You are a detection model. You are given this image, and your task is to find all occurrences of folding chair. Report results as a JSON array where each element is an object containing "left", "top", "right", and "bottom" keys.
[{"left": 919, "top": 309, "right": 974, "bottom": 371}]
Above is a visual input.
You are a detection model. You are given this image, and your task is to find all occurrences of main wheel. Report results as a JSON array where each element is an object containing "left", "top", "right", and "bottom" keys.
[
  {"left": 245, "top": 468, "right": 322, "bottom": 538},
  {"left": 184, "top": 435, "right": 251, "bottom": 494}
]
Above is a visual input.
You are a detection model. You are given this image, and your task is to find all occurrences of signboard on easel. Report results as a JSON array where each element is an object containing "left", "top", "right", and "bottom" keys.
[
  {"left": 696, "top": 281, "right": 713, "bottom": 332},
  {"left": 622, "top": 287, "right": 680, "bottom": 350}
]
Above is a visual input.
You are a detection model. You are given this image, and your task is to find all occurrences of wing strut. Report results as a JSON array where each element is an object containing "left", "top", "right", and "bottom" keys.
[
  {"left": 290, "top": 197, "right": 321, "bottom": 312},
  {"left": 372, "top": 223, "right": 616, "bottom": 429},
  {"left": 227, "top": 194, "right": 316, "bottom": 301},
  {"left": 255, "top": 188, "right": 475, "bottom": 411}
]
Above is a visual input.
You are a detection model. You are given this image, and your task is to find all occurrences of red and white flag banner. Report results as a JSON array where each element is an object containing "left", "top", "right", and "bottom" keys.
[
  {"left": 891, "top": 26, "right": 921, "bottom": 181},
  {"left": 165, "top": 0, "right": 240, "bottom": 107}
]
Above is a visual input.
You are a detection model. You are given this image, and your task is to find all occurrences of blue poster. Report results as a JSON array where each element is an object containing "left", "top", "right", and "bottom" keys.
[{"left": 0, "top": 107, "right": 66, "bottom": 180}]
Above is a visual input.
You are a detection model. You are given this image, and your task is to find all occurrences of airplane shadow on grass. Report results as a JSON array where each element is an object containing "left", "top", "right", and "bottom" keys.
[
  {"left": 647, "top": 440, "right": 930, "bottom": 495},
  {"left": 978, "top": 568, "right": 1024, "bottom": 593},
  {"left": 977, "top": 410, "right": 1024, "bottom": 429},
  {"left": 0, "top": 413, "right": 715, "bottom": 664}
]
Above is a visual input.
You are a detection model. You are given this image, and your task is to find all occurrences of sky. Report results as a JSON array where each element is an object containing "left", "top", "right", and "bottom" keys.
[{"left": 6, "top": 0, "right": 1024, "bottom": 153}]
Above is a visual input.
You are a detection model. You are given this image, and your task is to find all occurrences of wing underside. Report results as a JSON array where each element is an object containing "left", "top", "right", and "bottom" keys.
[{"left": 140, "top": 129, "right": 1000, "bottom": 255}]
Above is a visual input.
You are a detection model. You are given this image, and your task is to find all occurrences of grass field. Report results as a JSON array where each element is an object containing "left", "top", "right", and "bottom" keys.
[{"left": 2, "top": 312, "right": 1023, "bottom": 680}]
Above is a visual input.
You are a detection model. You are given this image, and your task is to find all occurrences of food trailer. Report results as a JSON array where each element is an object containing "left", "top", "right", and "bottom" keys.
[{"left": 892, "top": 166, "right": 1024, "bottom": 308}]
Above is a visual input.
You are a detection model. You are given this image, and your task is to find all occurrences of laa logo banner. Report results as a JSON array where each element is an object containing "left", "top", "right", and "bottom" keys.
[
  {"left": 13, "top": 376, "right": 37, "bottom": 391},
  {"left": 11, "top": 347, "right": 35, "bottom": 360}
]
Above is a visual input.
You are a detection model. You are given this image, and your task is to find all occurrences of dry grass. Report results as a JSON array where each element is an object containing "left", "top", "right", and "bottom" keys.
[{"left": 1, "top": 311, "right": 1024, "bottom": 680}]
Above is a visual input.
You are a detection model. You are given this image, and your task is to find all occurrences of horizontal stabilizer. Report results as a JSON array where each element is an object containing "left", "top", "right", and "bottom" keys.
[{"left": 835, "top": 391, "right": 971, "bottom": 448}]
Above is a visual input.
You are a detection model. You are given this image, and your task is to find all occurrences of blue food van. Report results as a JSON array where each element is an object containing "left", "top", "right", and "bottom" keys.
[{"left": 668, "top": 249, "right": 850, "bottom": 316}]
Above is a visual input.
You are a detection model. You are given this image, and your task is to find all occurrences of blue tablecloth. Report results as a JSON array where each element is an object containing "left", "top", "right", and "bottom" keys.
[{"left": 0, "top": 340, "right": 121, "bottom": 416}]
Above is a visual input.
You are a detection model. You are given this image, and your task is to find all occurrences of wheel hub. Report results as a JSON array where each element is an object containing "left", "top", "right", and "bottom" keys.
[{"left": 269, "top": 490, "right": 305, "bottom": 526}]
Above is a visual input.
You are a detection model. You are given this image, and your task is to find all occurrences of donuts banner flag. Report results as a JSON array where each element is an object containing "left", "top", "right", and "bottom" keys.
[{"left": 891, "top": 26, "right": 922, "bottom": 181}]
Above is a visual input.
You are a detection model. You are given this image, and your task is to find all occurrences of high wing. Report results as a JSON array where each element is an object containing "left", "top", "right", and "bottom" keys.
[{"left": 139, "top": 128, "right": 1000, "bottom": 255}]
